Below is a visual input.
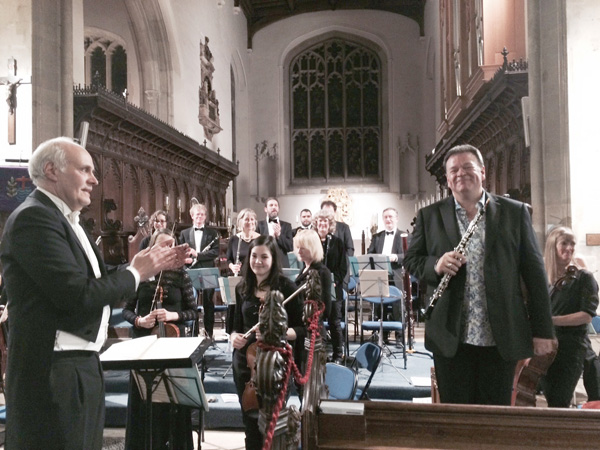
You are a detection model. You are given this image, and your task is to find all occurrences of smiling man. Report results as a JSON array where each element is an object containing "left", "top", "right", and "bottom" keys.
[
  {"left": 0, "top": 137, "right": 191, "bottom": 449},
  {"left": 404, "top": 144, "right": 555, "bottom": 406}
]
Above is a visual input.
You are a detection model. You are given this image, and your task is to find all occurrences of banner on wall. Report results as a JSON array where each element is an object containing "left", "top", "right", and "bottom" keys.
[{"left": 0, "top": 167, "right": 33, "bottom": 212}]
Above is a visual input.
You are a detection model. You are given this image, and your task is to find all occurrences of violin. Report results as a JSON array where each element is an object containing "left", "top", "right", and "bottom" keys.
[
  {"left": 150, "top": 286, "right": 180, "bottom": 338},
  {"left": 240, "top": 283, "right": 308, "bottom": 412}
]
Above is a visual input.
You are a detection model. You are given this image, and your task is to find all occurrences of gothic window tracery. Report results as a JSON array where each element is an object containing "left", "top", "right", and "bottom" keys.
[{"left": 290, "top": 38, "right": 382, "bottom": 183}]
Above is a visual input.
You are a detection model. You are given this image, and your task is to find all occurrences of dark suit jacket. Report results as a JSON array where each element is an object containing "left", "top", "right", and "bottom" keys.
[
  {"left": 334, "top": 221, "right": 354, "bottom": 256},
  {"left": 403, "top": 193, "right": 554, "bottom": 361},
  {"left": 0, "top": 190, "right": 136, "bottom": 448},
  {"left": 179, "top": 226, "right": 219, "bottom": 268},
  {"left": 257, "top": 219, "right": 293, "bottom": 267},
  {"left": 368, "top": 229, "right": 404, "bottom": 285}
]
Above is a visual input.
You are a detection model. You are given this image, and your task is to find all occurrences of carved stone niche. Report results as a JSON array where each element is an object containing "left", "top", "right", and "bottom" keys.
[{"left": 198, "top": 37, "right": 222, "bottom": 140}]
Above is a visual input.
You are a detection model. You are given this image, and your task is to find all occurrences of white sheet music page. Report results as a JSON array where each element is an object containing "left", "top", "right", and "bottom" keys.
[{"left": 100, "top": 336, "right": 205, "bottom": 361}]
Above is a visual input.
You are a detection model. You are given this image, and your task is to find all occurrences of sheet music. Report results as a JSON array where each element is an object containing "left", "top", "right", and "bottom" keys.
[
  {"left": 100, "top": 336, "right": 205, "bottom": 362},
  {"left": 359, "top": 269, "right": 390, "bottom": 297}
]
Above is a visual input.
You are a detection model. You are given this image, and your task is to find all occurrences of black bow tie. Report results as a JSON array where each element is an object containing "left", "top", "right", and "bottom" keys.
[
  {"left": 269, "top": 218, "right": 278, "bottom": 223},
  {"left": 194, "top": 227, "right": 204, "bottom": 231},
  {"left": 385, "top": 231, "right": 394, "bottom": 236}
]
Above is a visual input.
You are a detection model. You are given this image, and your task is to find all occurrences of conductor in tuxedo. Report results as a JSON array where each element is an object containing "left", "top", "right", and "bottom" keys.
[
  {"left": 367, "top": 207, "right": 404, "bottom": 342},
  {"left": 179, "top": 203, "right": 220, "bottom": 338},
  {"left": 256, "top": 197, "right": 293, "bottom": 267},
  {"left": 404, "top": 144, "right": 555, "bottom": 405},
  {"left": 0, "top": 137, "right": 191, "bottom": 449}
]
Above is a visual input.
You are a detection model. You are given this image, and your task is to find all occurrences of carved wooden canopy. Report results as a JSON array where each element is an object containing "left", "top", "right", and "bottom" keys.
[
  {"left": 427, "top": 60, "right": 530, "bottom": 203},
  {"left": 73, "top": 86, "right": 238, "bottom": 261}
]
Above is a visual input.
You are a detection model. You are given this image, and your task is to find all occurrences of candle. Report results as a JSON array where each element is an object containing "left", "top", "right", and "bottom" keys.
[
  {"left": 165, "top": 195, "right": 169, "bottom": 208},
  {"left": 228, "top": 217, "right": 232, "bottom": 227}
]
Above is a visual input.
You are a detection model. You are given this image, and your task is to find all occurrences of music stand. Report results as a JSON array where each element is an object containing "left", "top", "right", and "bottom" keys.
[
  {"left": 359, "top": 269, "right": 410, "bottom": 383},
  {"left": 188, "top": 268, "right": 222, "bottom": 341},
  {"left": 218, "top": 276, "right": 241, "bottom": 378},
  {"left": 101, "top": 336, "right": 210, "bottom": 450}
]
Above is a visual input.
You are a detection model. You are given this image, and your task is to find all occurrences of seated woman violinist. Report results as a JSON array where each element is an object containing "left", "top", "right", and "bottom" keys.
[{"left": 121, "top": 229, "right": 198, "bottom": 449}]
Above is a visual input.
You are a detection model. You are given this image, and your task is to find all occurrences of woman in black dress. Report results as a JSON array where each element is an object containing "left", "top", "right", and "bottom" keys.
[
  {"left": 227, "top": 207, "right": 260, "bottom": 276},
  {"left": 541, "top": 226, "right": 599, "bottom": 407},
  {"left": 122, "top": 229, "right": 199, "bottom": 449},
  {"left": 312, "top": 209, "right": 347, "bottom": 362},
  {"left": 230, "top": 235, "right": 304, "bottom": 450}
]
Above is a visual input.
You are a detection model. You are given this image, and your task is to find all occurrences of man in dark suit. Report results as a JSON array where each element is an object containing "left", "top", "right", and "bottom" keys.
[
  {"left": 321, "top": 200, "right": 354, "bottom": 256},
  {"left": 256, "top": 197, "right": 293, "bottom": 267},
  {"left": 179, "top": 203, "right": 220, "bottom": 337},
  {"left": 404, "top": 144, "right": 555, "bottom": 405},
  {"left": 367, "top": 207, "right": 404, "bottom": 344},
  {"left": 292, "top": 208, "right": 312, "bottom": 237},
  {"left": 0, "top": 137, "right": 190, "bottom": 449}
]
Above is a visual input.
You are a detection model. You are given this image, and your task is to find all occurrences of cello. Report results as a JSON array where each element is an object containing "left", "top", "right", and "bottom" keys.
[{"left": 510, "top": 266, "right": 576, "bottom": 406}]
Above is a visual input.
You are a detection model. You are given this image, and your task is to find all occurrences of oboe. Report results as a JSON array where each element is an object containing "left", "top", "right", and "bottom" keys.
[{"left": 424, "top": 198, "right": 490, "bottom": 320}]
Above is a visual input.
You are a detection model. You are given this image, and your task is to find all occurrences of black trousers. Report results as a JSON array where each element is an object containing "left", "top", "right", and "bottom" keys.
[
  {"left": 50, "top": 351, "right": 105, "bottom": 450},
  {"left": 433, "top": 343, "right": 516, "bottom": 405},
  {"left": 542, "top": 334, "right": 586, "bottom": 407},
  {"left": 202, "top": 288, "right": 215, "bottom": 336},
  {"left": 583, "top": 334, "right": 600, "bottom": 401},
  {"left": 232, "top": 348, "right": 263, "bottom": 450},
  {"left": 327, "top": 283, "right": 344, "bottom": 358}
]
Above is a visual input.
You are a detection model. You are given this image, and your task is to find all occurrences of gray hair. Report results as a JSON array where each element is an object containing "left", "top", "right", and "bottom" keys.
[{"left": 28, "top": 137, "right": 74, "bottom": 186}]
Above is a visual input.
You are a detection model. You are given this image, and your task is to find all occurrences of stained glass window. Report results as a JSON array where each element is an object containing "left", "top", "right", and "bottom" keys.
[{"left": 291, "top": 39, "right": 381, "bottom": 182}]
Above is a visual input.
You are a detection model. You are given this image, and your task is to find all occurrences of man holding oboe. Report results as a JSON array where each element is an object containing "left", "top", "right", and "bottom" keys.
[
  {"left": 404, "top": 144, "right": 555, "bottom": 405},
  {"left": 180, "top": 203, "right": 220, "bottom": 338}
]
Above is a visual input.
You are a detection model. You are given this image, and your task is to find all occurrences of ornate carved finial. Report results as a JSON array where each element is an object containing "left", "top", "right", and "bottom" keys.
[
  {"left": 102, "top": 198, "right": 122, "bottom": 231},
  {"left": 501, "top": 47, "right": 509, "bottom": 71}
]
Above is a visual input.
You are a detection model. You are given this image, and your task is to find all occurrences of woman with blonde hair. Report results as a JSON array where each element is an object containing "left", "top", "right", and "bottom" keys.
[
  {"left": 227, "top": 208, "right": 260, "bottom": 276},
  {"left": 541, "top": 226, "right": 599, "bottom": 407},
  {"left": 294, "top": 226, "right": 336, "bottom": 359}
]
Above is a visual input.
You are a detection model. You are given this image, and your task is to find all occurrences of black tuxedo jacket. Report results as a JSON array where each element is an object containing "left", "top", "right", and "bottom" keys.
[
  {"left": 404, "top": 193, "right": 554, "bottom": 361},
  {"left": 292, "top": 225, "right": 312, "bottom": 237},
  {"left": 179, "top": 226, "right": 219, "bottom": 268},
  {"left": 257, "top": 219, "right": 293, "bottom": 267},
  {"left": 367, "top": 229, "right": 404, "bottom": 270},
  {"left": 0, "top": 189, "right": 136, "bottom": 447}
]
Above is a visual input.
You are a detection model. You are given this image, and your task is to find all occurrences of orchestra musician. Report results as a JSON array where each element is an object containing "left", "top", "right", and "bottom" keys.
[
  {"left": 122, "top": 229, "right": 199, "bottom": 449},
  {"left": 138, "top": 209, "right": 168, "bottom": 251},
  {"left": 404, "top": 144, "right": 555, "bottom": 405},
  {"left": 230, "top": 236, "right": 304, "bottom": 450},
  {"left": 227, "top": 208, "right": 261, "bottom": 276},
  {"left": 312, "top": 210, "right": 347, "bottom": 363},
  {"left": 541, "top": 226, "right": 599, "bottom": 407},
  {"left": 179, "top": 203, "right": 220, "bottom": 338},
  {"left": 256, "top": 197, "right": 293, "bottom": 268}
]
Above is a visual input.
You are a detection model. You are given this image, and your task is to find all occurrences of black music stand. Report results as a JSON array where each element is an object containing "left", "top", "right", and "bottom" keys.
[
  {"left": 359, "top": 270, "right": 410, "bottom": 383},
  {"left": 101, "top": 336, "right": 210, "bottom": 450},
  {"left": 352, "top": 255, "right": 392, "bottom": 327}
]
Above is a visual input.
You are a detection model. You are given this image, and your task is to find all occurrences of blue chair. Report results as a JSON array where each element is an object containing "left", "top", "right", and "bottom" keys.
[
  {"left": 592, "top": 316, "right": 600, "bottom": 333},
  {"left": 351, "top": 342, "right": 382, "bottom": 400},
  {"left": 360, "top": 285, "right": 406, "bottom": 369},
  {"left": 282, "top": 268, "right": 300, "bottom": 281},
  {"left": 287, "top": 252, "right": 302, "bottom": 270},
  {"left": 325, "top": 362, "right": 357, "bottom": 400}
]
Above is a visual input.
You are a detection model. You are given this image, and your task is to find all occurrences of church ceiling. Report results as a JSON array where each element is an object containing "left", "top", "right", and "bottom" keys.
[{"left": 236, "top": 0, "right": 427, "bottom": 47}]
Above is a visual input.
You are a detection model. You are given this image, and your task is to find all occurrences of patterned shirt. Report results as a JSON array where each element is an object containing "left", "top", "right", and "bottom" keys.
[{"left": 455, "top": 193, "right": 495, "bottom": 346}]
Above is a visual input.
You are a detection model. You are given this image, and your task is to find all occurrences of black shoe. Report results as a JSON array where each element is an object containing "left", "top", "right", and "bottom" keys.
[{"left": 332, "top": 354, "right": 344, "bottom": 365}]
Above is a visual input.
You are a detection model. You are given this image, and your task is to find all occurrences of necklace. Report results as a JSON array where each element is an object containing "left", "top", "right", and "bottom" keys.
[{"left": 240, "top": 232, "right": 254, "bottom": 242}]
